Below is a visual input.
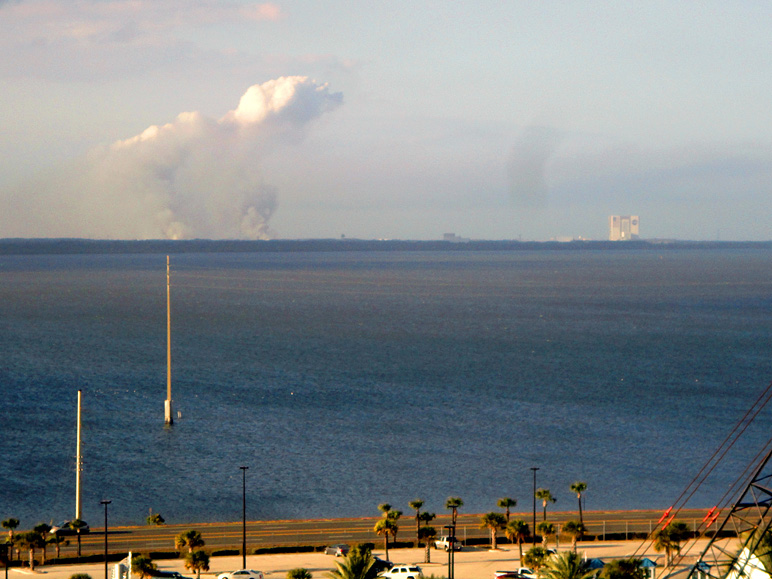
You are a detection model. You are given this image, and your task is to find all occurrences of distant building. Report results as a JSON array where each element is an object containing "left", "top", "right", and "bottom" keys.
[
  {"left": 609, "top": 215, "right": 639, "bottom": 241},
  {"left": 443, "top": 233, "right": 470, "bottom": 243}
]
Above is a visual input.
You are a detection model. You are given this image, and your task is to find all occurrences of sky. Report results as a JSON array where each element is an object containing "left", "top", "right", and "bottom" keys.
[{"left": 2, "top": 1, "right": 772, "bottom": 241}]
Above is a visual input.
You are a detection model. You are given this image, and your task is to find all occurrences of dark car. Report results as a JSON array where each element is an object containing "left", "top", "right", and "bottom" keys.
[
  {"left": 372, "top": 557, "right": 393, "bottom": 573},
  {"left": 50, "top": 521, "right": 90, "bottom": 536},
  {"left": 324, "top": 544, "right": 350, "bottom": 557},
  {"left": 153, "top": 572, "right": 192, "bottom": 579}
]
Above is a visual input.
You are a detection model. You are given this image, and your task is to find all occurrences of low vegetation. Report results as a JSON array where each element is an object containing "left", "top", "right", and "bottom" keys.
[
  {"left": 326, "top": 544, "right": 376, "bottom": 579},
  {"left": 185, "top": 551, "right": 210, "bottom": 579}
]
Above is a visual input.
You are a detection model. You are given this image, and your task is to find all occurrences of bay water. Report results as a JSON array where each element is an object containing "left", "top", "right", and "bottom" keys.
[{"left": 1, "top": 249, "right": 771, "bottom": 527}]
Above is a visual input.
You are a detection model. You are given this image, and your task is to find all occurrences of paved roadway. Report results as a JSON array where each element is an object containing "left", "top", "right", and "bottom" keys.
[{"left": 46, "top": 509, "right": 716, "bottom": 559}]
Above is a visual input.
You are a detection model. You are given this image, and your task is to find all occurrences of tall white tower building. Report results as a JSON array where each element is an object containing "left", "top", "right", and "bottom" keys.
[{"left": 609, "top": 215, "right": 639, "bottom": 241}]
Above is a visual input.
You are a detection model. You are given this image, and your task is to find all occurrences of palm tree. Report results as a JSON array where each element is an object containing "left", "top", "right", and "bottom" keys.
[
  {"left": 569, "top": 483, "right": 587, "bottom": 526},
  {"left": 33, "top": 523, "right": 51, "bottom": 564},
  {"left": 185, "top": 551, "right": 210, "bottom": 579},
  {"left": 537, "top": 521, "right": 556, "bottom": 549},
  {"left": 131, "top": 555, "right": 157, "bottom": 579},
  {"left": 2, "top": 518, "right": 20, "bottom": 561},
  {"left": 418, "top": 526, "right": 437, "bottom": 563},
  {"left": 386, "top": 511, "right": 402, "bottom": 543},
  {"left": 326, "top": 544, "right": 376, "bottom": 579},
  {"left": 480, "top": 512, "right": 507, "bottom": 550},
  {"left": 540, "top": 551, "right": 595, "bottom": 579},
  {"left": 1, "top": 518, "right": 19, "bottom": 543},
  {"left": 409, "top": 499, "right": 424, "bottom": 544},
  {"left": 146, "top": 513, "right": 165, "bottom": 526},
  {"left": 506, "top": 520, "right": 530, "bottom": 561},
  {"left": 523, "top": 546, "right": 549, "bottom": 575},
  {"left": 419, "top": 512, "right": 436, "bottom": 527},
  {"left": 377, "top": 503, "right": 391, "bottom": 517},
  {"left": 14, "top": 531, "right": 44, "bottom": 570},
  {"left": 535, "top": 489, "right": 556, "bottom": 521},
  {"left": 746, "top": 527, "right": 772, "bottom": 574},
  {"left": 445, "top": 497, "right": 464, "bottom": 526},
  {"left": 561, "top": 520, "right": 586, "bottom": 553},
  {"left": 49, "top": 533, "right": 69, "bottom": 558},
  {"left": 600, "top": 558, "right": 646, "bottom": 579},
  {"left": 70, "top": 519, "right": 88, "bottom": 558},
  {"left": 652, "top": 521, "right": 691, "bottom": 566},
  {"left": 498, "top": 498, "right": 517, "bottom": 522},
  {"left": 288, "top": 569, "right": 313, "bottom": 579},
  {"left": 374, "top": 518, "right": 397, "bottom": 562},
  {"left": 175, "top": 530, "right": 205, "bottom": 553}
]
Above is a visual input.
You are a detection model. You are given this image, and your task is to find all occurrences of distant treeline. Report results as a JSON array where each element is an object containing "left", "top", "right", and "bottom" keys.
[{"left": 0, "top": 237, "right": 771, "bottom": 255}]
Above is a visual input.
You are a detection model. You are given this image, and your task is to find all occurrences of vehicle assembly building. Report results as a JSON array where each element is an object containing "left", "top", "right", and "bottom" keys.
[{"left": 609, "top": 215, "right": 640, "bottom": 241}]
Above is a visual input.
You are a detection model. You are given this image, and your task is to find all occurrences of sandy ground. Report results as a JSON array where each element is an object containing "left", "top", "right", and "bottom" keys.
[{"left": 7, "top": 539, "right": 719, "bottom": 579}]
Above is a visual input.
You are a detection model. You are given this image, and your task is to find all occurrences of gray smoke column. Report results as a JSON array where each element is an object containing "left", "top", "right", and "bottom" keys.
[
  {"left": 507, "top": 126, "right": 562, "bottom": 209},
  {"left": 12, "top": 76, "right": 342, "bottom": 239}
]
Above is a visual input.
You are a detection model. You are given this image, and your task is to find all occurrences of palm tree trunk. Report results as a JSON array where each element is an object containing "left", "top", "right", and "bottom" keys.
[
  {"left": 424, "top": 542, "right": 431, "bottom": 564},
  {"left": 577, "top": 496, "right": 583, "bottom": 526},
  {"left": 542, "top": 502, "right": 547, "bottom": 521},
  {"left": 384, "top": 536, "right": 389, "bottom": 562},
  {"left": 29, "top": 547, "right": 35, "bottom": 571},
  {"left": 491, "top": 530, "right": 497, "bottom": 550},
  {"left": 518, "top": 539, "right": 523, "bottom": 561}
]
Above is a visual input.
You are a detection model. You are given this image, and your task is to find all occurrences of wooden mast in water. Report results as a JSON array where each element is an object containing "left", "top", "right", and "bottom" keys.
[
  {"left": 164, "top": 256, "right": 173, "bottom": 425},
  {"left": 76, "top": 389, "right": 82, "bottom": 519}
]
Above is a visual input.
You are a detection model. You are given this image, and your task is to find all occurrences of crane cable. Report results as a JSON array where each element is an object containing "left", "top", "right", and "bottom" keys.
[
  {"left": 670, "top": 430, "right": 772, "bottom": 569},
  {"left": 630, "top": 379, "right": 772, "bottom": 561}
]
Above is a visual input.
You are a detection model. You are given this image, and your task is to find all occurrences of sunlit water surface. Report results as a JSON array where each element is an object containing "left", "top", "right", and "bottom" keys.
[{"left": 2, "top": 249, "right": 771, "bottom": 526}]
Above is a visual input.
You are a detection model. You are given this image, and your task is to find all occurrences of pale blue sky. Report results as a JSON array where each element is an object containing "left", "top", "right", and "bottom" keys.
[{"left": 2, "top": 1, "right": 771, "bottom": 240}]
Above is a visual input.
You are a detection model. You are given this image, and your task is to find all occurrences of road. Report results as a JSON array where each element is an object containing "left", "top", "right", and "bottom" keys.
[{"left": 39, "top": 508, "right": 717, "bottom": 561}]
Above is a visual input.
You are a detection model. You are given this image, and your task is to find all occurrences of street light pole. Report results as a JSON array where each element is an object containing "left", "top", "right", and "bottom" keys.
[
  {"left": 443, "top": 525, "right": 455, "bottom": 579},
  {"left": 100, "top": 500, "right": 111, "bottom": 579},
  {"left": 240, "top": 466, "right": 249, "bottom": 569},
  {"left": 530, "top": 467, "right": 539, "bottom": 545}
]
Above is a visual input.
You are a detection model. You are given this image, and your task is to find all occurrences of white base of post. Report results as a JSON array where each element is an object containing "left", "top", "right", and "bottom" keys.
[{"left": 164, "top": 399, "right": 173, "bottom": 425}]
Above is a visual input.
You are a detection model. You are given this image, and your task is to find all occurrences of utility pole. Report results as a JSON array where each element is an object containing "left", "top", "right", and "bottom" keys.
[
  {"left": 76, "top": 390, "right": 82, "bottom": 520},
  {"left": 530, "top": 467, "right": 539, "bottom": 545},
  {"left": 164, "top": 256, "right": 173, "bottom": 425},
  {"left": 240, "top": 466, "right": 249, "bottom": 569},
  {"left": 100, "top": 500, "right": 111, "bottom": 579}
]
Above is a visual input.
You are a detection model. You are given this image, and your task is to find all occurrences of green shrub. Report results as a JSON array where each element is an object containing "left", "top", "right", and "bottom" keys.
[{"left": 287, "top": 569, "right": 312, "bottom": 579}]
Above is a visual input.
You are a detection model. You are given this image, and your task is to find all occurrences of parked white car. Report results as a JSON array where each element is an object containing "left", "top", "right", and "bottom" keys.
[
  {"left": 217, "top": 570, "right": 265, "bottom": 579},
  {"left": 379, "top": 565, "right": 423, "bottom": 579}
]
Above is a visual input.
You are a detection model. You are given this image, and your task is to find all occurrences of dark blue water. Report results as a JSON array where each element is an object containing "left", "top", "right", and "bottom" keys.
[{"left": 2, "top": 249, "right": 772, "bottom": 527}]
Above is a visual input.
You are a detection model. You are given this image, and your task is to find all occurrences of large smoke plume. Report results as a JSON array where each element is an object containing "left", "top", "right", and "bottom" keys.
[
  {"left": 11, "top": 76, "right": 342, "bottom": 239},
  {"left": 507, "top": 126, "right": 562, "bottom": 209}
]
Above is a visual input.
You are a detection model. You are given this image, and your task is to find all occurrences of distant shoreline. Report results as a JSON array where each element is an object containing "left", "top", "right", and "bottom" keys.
[{"left": 1, "top": 237, "right": 771, "bottom": 255}]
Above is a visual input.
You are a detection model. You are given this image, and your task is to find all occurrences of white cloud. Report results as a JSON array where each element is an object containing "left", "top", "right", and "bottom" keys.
[
  {"left": 2, "top": 1, "right": 282, "bottom": 41},
  {"left": 0, "top": 0, "right": 282, "bottom": 81},
  {"left": 4, "top": 77, "right": 343, "bottom": 239}
]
